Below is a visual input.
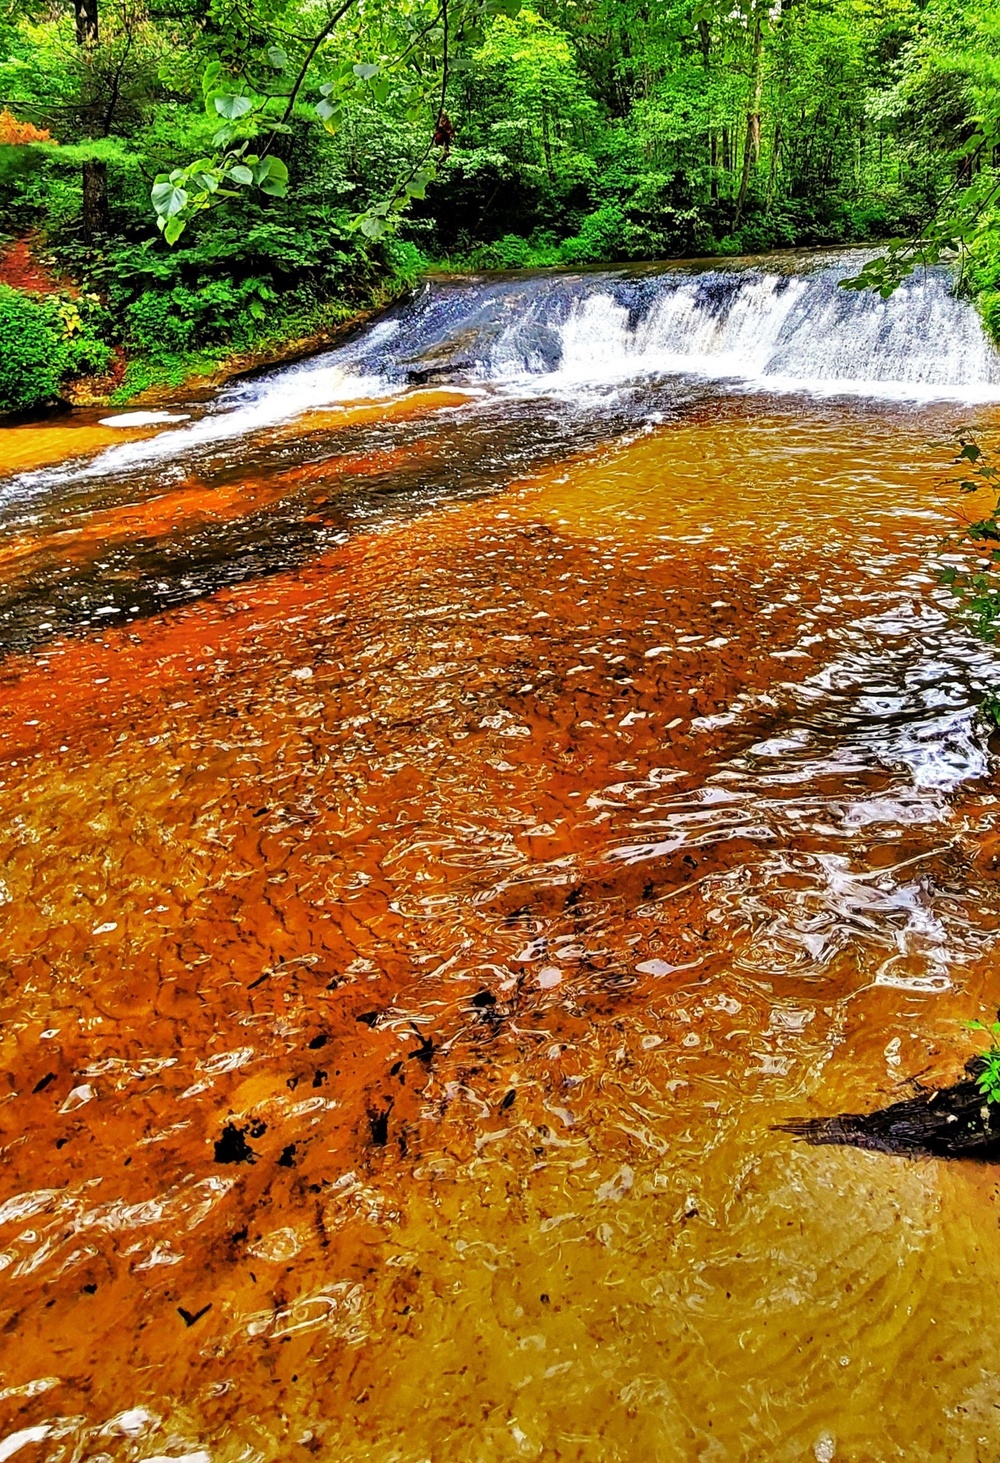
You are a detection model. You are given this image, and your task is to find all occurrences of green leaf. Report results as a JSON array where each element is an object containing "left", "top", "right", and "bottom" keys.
[
  {"left": 201, "top": 60, "right": 222, "bottom": 96},
  {"left": 360, "top": 214, "right": 385, "bottom": 239},
  {"left": 163, "top": 214, "right": 186, "bottom": 245},
  {"left": 151, "top": 180, "right": 189, "bottom": 218},
  {"left": 229, "top": 164, "right": 254, "bottom": 185},
  {"left": 266, "top": 45, "right": 288, "bottom": 70},
  {"left": 214, "top": 94, "right": 254, "bottom": 120},
  {"left": 353, "top": 62, "right": 380, "bottom": 80},
  {"left": 255, "top": 155, "right": 289, "bottom": 197},
  {"left": 249, "top": 298, "right": 266, "bottom": 320}
]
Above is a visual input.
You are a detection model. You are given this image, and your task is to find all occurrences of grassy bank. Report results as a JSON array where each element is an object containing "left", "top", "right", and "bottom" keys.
[{"left": 0, "top": 229, "right": 426, "bottom": 419}]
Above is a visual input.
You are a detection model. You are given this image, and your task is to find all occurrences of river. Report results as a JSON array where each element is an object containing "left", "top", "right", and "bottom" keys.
[{"left": 2, "top": 250, "right": 1000, "bottom": 1461}]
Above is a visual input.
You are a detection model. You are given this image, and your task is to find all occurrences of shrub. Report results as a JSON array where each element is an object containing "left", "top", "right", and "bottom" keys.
[
  {"left": 0, "top": 285, "right": 67, "bottom": 413},
  {"left": 558, "top": 206, "right": 628, "bottom": 264}
]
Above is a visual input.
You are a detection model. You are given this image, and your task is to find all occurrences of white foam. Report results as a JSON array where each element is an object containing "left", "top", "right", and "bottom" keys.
[
  {"left": 99, "top": 411, "right": 191, "bottom": 427},
  {"left": 489, "top": 272, "right": 1000, "bottom": 403}
]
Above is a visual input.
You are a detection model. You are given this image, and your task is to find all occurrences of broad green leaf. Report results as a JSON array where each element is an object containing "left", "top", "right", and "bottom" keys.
[
  {"left": 214, "top": 94, "right": 253, "bottom": 120},
  {"left": 255, "top": 155, "right": 289, "bottom": 196},
  {"left": 151, "top": 180, "right": 189, "bottom": 218},
  {"left": 353, "top": 62, "right": 380, "bottom": 80},
  {"left": 266, "top": 45, "right": 288, "bottom": 70},
  {"left": 257, "top": 156, "right": 288, "bottom": 182},
  {"left": 229, "top": 165, "right": 254, "bottom": 185},
  {"left": 163, "top": 214, "right": 186, "bottom": 244}
]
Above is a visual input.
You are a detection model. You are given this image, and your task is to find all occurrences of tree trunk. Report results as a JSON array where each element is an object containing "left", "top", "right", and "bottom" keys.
[
  {"left": 766, "top": 121, "right": 781, "bottom": 207},
  {"left": 698, "top": 18, "right": 718, "bottom": 203},
  {"left": 734, "top": 8, "right": 764, "bottom": 227},
  {"left": 541, "top": 110, "right": 554, "bottom": 183},
  {"left": 73, "top": 0, "right": 98, "bottom": 45},
  {"left": 82, "top": 160, "right": 109, "bottom": 238},
  {"left": 73, "top": 0, "right": 110, "bottom": 238}
]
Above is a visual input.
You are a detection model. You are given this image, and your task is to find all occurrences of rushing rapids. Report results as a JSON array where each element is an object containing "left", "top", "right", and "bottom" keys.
[{"left": 5, "top": 251, "right": 1000, "bottom": 1461}]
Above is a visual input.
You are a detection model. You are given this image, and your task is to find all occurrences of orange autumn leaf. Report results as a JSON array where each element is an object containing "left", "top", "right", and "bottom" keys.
[{"left": 0, "top": 108, "right": 54, "bottom": 144}]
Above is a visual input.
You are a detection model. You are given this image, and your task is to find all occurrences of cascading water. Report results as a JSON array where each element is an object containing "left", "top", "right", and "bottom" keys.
[
  {"left": 6, "top": 250, "right": 1000, "bottom": 495},
  {"left": 259, "top": 252, "right": 1000, "bottom": 403}
]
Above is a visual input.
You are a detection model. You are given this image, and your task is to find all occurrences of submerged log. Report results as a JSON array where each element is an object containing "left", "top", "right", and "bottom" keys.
[{"left": 779, "top": 1060, "right": 1000, "bottom": 1160}]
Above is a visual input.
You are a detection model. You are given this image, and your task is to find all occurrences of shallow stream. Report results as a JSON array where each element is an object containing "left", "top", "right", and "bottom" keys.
[{"left": 3, "top": 251, "right": 1000, "bottom": 1461}]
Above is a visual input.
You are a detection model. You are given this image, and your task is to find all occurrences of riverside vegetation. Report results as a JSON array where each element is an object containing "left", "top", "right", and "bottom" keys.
[{"left": 4, "top": 0, "right": 1000, "bottom": 411}]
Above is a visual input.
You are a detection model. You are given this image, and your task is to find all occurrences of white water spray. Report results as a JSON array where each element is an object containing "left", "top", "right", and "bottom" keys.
[{"left": 5, "top": 254, "right": 1000, "bottom": 493}]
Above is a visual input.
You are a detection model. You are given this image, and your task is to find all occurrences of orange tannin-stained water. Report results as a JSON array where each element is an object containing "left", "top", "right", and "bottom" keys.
[{"left": 6, "top": 258, "right": 1000, "bottom": 1461}]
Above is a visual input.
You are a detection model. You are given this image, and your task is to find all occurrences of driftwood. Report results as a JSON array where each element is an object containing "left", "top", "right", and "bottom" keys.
[{"left": 779, "top": 1059, "right": 1000, "bottom": 1160}]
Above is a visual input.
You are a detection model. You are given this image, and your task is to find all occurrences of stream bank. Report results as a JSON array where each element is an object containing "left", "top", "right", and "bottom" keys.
[{"left": 0, "top": 232, "right": 420, "bottom": 420}]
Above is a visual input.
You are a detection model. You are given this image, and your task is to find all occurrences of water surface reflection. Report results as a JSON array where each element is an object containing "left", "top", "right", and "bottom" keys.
[{"left": 1, "top": 391, "right": 1000, "bottom": 1461}]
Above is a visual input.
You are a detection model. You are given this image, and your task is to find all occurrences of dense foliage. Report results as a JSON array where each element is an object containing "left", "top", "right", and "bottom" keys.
[
  {"left": 0, "top": 286, "right": 66, "bottom": 411},
  {"left": 0, "top": 283, "right": 111, "bottom": 410},
  {"left": 1, "top": 0, "right": 1000, "bottom": 406}
]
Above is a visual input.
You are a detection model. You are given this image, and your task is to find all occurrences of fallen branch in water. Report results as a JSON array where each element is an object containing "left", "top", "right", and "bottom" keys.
[{"left": 778, "top": 1057, "right": 1000, "bottom": 1160}]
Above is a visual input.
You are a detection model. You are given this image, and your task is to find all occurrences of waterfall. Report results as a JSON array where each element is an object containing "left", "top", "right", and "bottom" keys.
[
  {"left": 7, "top": 251, "right": 1000, "bottom": 492},
  {"left": 409, "top": 260, "right": 1000, "bottom": 397}
]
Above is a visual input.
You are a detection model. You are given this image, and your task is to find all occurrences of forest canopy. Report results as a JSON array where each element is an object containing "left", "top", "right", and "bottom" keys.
[{"left": 1, "top": 0, "right": 999, "bottom": 405}]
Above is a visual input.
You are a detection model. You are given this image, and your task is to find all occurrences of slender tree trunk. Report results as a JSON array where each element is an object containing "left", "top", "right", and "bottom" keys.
[
  {"left": 541, "top": 110, "right": 554, "bottom": 183},
  {"left": 73, "top": 0, "right": 109, "bottom": 238},
  {"left": 766, "top": 120, "right": 781, "bottom": 207},
  {"left": 82, "top": 160, "right": 109, "bottom": 236},
  {"left": 697, "top": 18, "right": 718, "bottom": 202},
  {"left": 698, "top": 14, "right": 713, "bottom": 204},
  {"left": 734, "top": 8, "right": 764, "bottom": 226}
]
